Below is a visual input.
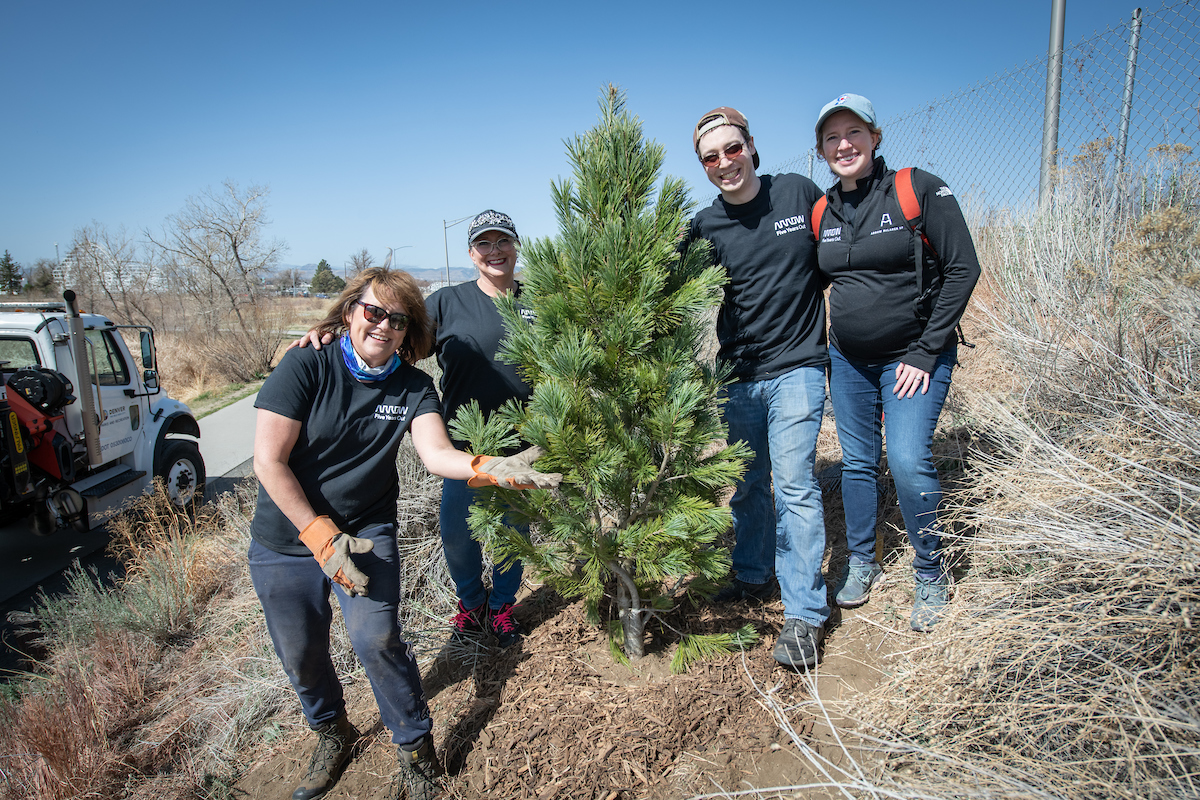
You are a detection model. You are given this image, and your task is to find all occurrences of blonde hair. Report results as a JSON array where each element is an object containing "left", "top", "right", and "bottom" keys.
[{"left": 315, "top": 267, "right": 432, "bottom": 364}]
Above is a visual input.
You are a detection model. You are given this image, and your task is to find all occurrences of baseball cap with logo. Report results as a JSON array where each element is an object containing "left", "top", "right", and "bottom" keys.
[
  {"left": 693, "top": 107, "right": 760, "bottom": 169},
  {"left": 466, "top": 209, "right": 518, "bottom": 246},
  {"left": 815, "top": 94, "right": 878, "bottom": 135}
]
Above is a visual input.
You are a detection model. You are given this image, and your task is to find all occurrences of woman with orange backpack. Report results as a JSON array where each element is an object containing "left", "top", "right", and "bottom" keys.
[{"left": 811, "top": 93, "right": 980, "bottom": 631}]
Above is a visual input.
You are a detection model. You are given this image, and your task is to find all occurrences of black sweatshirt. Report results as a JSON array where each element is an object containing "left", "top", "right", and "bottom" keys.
[
  {"left": 688, "top": 173, "right": 829, "bottom": 381},
  {"left": 815, "top": 157, "right": 981, "bottom": 373}
]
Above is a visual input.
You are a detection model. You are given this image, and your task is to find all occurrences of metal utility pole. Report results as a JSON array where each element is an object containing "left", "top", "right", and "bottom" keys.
[
  {"left": 1115, "top": 7, "right": 1144, "bottom": 179},
  {"left": 1039, "top": 0, "right": 1067, "bottom": 209},
  {"left": 443, "top": 215, "right": 473, "bottom": 287}
]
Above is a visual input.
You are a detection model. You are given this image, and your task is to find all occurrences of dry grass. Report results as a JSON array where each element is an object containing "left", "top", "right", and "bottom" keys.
[{"left": 0, "top": 486, "right": 302, "bottom": 799}]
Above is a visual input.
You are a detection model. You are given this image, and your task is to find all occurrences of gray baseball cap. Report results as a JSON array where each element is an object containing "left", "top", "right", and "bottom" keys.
[{"left": 815, "top": 94, "right": 878, "bottom": 134}]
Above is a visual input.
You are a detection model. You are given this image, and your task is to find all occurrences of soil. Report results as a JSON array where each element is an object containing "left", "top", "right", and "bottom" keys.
[{"left": 233, "top": 577, "right": 916, "bottom": 800}]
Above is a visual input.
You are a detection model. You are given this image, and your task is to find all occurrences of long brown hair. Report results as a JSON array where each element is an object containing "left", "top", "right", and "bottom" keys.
[{"left": 315, "top": 267, "right": 432, "bottom": 364}]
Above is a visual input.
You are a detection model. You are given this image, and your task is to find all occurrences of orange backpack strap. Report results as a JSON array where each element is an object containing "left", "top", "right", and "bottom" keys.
[
  {"left": 895, "top": 167, "right": 921, "bottom": 225},
  {"left": 811, "top": 195, "right": 828, "bottom": 242},
  {"left": 895, "top": 167, "right": 936, "bottom": 257},
  {"left": 895, "top": 167, "right": 972, "bottom": 348}
]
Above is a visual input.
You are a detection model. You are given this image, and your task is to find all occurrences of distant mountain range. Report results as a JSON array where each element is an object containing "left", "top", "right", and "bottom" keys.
[{"left": 278, "top": 263, "right": 478, "bottom": 283}]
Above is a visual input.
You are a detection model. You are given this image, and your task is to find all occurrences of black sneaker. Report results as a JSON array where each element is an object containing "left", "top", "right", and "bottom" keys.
[
  {"left": 392, "top": 734, "right": 442, "bottom": 800},
  {"left": 292, "top": 714, "right": 358, "bottom": 800},
  {"left": 772, "top": 619, "right": 824, "bottom": 669},
  {"left": 713, "top": 578, "right": 774, "bottom": 603},
  {"left": 488, "top": 603, "right": 524, "bottom": 648},
  {"left": 450, "top": 601, "right": 486, "bottom": 639}
]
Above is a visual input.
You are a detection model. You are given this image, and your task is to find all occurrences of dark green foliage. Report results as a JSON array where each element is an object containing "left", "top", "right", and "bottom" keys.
[
  {"left": 450, "top": 87, "right": 751, "bottom": 660},
  {"left": 0, "top": 250, "right": 21, "bottom": 295},
  {"left": 310, "top": 258, "right": 345, "bottom": 294}
]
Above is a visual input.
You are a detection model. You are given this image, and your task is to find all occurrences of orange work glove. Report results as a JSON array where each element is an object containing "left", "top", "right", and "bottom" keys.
[
  {"left": 298, "top": 516, "right": 375, "bottom": 596},
  {"left": 467, "top": 446, "right": 562, "bottom": 490}
]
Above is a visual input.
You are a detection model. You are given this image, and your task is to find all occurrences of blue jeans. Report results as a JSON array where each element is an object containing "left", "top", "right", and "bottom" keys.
[
  {"left": 722, "top": 366, "right": 828, "bottom": 627},
  {"left": 440, "top": 478, "right": 524, "bottom": 610},
  {"left": 828, "top": 345, "right": 955, "bottom": 575},
  {"left": 248, "top": 524, "right": 432, "bottom": 747}
]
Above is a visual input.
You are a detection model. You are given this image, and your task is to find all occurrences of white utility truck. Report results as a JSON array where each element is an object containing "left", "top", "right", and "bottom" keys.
[{"left": 0, "top": 291, "right": 204, "bottom": 533}]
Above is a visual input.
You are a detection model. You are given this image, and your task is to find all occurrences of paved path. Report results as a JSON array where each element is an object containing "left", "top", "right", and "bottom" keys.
[{"left": 199, "top": 392, "right": 259, "bottom": 483}]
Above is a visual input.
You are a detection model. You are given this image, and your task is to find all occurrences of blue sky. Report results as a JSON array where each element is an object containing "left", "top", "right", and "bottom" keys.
[{"left": 2, "top": 0, "right": 1149, "bottom": 276}]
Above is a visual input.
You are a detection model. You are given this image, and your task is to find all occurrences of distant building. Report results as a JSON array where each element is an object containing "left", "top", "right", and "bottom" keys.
[{"left": 57, "top": 242, "right": 168, "bottom": 292}]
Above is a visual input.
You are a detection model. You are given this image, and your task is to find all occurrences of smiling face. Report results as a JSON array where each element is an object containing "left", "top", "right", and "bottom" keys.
[
  {"left": 468, "top": 231, "right": 519, "bottom": 288},
  {"left": 344, "top": 283, "right": 407, "bottom": 368},
  {"left": 697, "top": 125, "right": 761, "bottom": 205},
  {"left": 820, "top": 109, "right": 881, "bottom": 189}
]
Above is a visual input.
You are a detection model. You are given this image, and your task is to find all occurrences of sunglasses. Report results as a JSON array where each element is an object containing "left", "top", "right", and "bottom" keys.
[
  {"left": 356, "top": 300, "right": 409, "bottom": 329},
  {"left": 699, "top": 141, "right": 746, "bottom": 167}
]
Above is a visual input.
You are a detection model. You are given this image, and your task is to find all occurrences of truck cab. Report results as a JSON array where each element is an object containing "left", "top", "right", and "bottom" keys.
[{"left": 0, "top": 292, "right": 204, "bottom": 533}]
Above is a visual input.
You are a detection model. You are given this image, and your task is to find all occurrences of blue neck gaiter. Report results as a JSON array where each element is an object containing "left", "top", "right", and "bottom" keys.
[{"left": 339, "top": 333, "right": 401, "bottom": 382}]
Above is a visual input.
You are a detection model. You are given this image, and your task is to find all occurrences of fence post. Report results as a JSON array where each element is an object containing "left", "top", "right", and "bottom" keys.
[
  {"left": 807, "top": 151, "right": 814, "bottom": 180},
  {"left": 1115, "top": 7, "right": 1144, "bottom": 179},
  {"left": 1039, "top": 0, "right": 1067, "bottom": 209}
]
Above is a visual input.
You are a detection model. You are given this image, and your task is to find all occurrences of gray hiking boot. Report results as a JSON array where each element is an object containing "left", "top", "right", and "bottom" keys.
[
  {"left": 911, "top": 572, "right": 950, "bottom": 632},
  {"left": 292, "top": 714, "right": 359, "bottom": 800},
  {"left": 392, "top": 734, "right": 442, "bottom": 800},
  {"left": 835, "top": 560, "right": 883, "bottom": 608},
  {"left": 772, "top": 618, "right": 825, "bottom": 669}
]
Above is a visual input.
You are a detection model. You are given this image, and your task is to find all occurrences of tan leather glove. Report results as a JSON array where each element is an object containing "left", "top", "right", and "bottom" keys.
[
  {"left": 468, "top": 446, "right": 562, "bottom": 490},
  {"left": 298, "top": 516, "right": 375, "bottom": 596}
]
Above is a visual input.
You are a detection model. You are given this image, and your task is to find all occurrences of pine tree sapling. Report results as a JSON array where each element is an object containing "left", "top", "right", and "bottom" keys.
[{"left": 451, "top": 87, "right": 752, "bottom": 662}]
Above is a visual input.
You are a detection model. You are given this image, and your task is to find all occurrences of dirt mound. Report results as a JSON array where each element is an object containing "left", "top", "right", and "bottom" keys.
[{"left": 235, "top": 585, "right": 899, "bottom": 800}]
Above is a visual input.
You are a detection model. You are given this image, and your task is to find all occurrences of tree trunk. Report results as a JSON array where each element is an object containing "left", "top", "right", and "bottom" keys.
[{"left": 610, "top": 560, "right": 646, "bottom": 658}]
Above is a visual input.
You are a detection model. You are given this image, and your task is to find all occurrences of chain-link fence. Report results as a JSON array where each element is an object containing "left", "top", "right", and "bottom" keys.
[{"left": 769, "top": 0, "right": 1199, "bottom": 217}]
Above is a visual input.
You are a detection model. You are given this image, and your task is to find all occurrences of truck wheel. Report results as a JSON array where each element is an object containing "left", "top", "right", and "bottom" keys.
[{"left": 156, "top": 440, "right": 206, "bottom": 509}]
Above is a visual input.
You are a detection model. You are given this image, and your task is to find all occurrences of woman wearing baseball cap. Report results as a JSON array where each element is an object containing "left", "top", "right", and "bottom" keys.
[
  {"left": 426, "top": 209, "right": 536, "bottom": 648},
  {"left": 811, "top": 94, "right": 980, "bottom": 631}
]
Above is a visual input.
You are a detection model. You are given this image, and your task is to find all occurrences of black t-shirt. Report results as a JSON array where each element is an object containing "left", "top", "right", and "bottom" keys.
[
  {"left": 426, "top": 281, "right": 534, "bottom": 449},
  {"left": 688, "top": 173, "right": 829, "bottom": 380},
  {"left": 251, "top": 344, "right": 443, "bottom": 555}
]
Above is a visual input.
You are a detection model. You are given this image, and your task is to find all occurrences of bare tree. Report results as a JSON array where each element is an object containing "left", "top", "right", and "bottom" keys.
[
  {"left": 346, "top": 247, "right": 374, "bottom": 279},
  {"left": 146, "top": 181, "right": 286, "bottom": 334},
  {"left": 274, "top": 267, "right": 306, "bottom": 295},
  {"left": 28, "top": 258, "right": 58, "bottom": 298},
  {"left": 65, "top": 224, "right": 158, "bottom": 326},
  {"left": 145, "top": 182, "right": 289, "bottom": 380}
]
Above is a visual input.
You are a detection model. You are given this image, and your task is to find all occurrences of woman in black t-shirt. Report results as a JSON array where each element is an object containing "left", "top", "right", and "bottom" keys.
[
  {"left": 252, "top": 267, "right": 558, "bottom": 799},
  {"left": 426, "top": 210, "right": 535, "bottom": 649}
]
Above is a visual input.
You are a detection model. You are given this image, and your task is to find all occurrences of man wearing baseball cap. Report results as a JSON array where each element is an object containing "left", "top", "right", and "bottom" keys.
[{"left": 686, "top": 106, "right": 830, "bottom": 669}]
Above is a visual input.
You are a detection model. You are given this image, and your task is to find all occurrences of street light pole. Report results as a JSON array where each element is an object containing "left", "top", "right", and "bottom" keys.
[{"left": 443, "top": 215, "right": 474, "bottom": 288}]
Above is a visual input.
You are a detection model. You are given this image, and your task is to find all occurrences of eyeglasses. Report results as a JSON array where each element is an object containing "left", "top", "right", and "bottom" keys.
[
  {"left": 356, "top": 300, "right": 409, "bottom": 329},
  {"left": 699, "top": 141, "right": 746, "bottom": 167},
  {"left": 471, "top": 236, "right": 516, "bottom": 255}
]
